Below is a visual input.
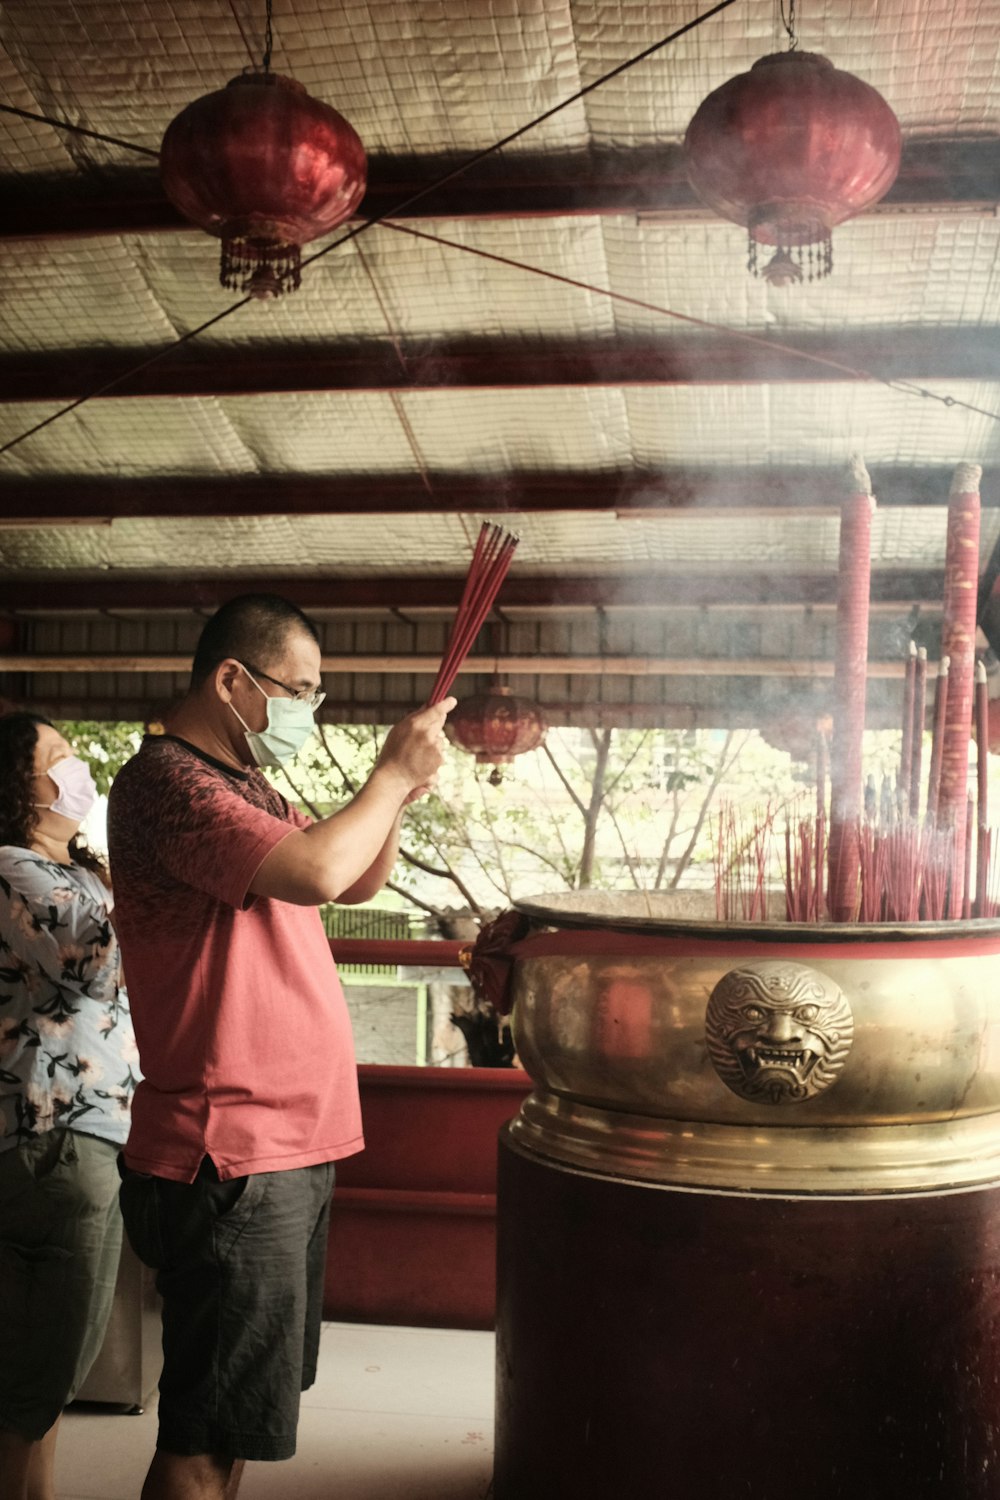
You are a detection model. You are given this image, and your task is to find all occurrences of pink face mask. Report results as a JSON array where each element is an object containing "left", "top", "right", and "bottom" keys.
[{"left": 35, "top": 755, "right": 98, "bottom": 823}]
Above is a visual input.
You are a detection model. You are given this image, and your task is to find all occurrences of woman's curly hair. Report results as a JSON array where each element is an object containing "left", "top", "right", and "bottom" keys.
[{"left": 0, "top": 712, "right": 106, "bottom": 878}]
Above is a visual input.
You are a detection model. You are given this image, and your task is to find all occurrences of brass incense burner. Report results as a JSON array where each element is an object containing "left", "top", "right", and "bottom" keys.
[{"left": 507, "top": 891, "right": 1000, "bottom": 1195}]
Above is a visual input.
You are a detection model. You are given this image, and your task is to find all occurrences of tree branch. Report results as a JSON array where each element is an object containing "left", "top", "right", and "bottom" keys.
[
  {"left": 543, "top": 740, "right": 587, "bottom": 817},
  {"left": 502, "top": 839, "right": 575, "bottom": 880},
  {"left": 398, "top": 844, "right": 484, "bottom": 915},
  {"left": 653, "top": 787, "right": 684, "bottom": 890},
  {"left": 579, "top": 727, "right": 613, "bottom": 888},
  {"left": 385, "top": 879, "right": 450, "bottom": 922},
  {"left": 605, "top": 802, "right": 644, "bottom": 889},
  {"left": 276, "top": 769, "right": 325, "bottom": 822},
  {"left": 603, "top": 730, "right": 652, "bottom": 798},
  {"left": 475, "top": 777, "right": 514, "bottom": 902},
  {"left": 317, "top": 722, "right": 361, "bottom": 795}
]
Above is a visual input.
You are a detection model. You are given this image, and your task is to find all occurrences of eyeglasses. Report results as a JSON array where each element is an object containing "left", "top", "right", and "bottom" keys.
[{"left": 239, "top": 661, "right": 326, "bottom": 711}]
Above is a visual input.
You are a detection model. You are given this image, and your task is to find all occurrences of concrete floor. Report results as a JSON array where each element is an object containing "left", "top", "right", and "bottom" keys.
[{"left": 57, "top": 1323, "right": 495, "bottom": 1500}]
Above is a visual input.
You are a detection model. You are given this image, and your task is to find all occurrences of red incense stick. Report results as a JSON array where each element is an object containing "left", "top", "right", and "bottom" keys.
[
  {"left": 925, "top": 656, "right": 950, "bottom": 827},
  {"left": 899, "top": 640, "right": 916, "bottom": 807},
  {"left": 909, "top": 646, "right": 927, "bottom": 820},
  {"left": 428, "top": 522, "right": 519, "bottom": 704}
]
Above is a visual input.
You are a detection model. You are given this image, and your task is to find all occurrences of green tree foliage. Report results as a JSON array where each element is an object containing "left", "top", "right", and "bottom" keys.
[
  {"left": 56, "top": 716, "right": 811, "bottom": 931},
  {"left": 56, "top": 721, "right": 143, "bottom": 796}
]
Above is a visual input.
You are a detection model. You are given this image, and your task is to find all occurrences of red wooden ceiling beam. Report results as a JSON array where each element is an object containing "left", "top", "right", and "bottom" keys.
[
  {"left": 2, "top": 139, "right": 997, "bottom": 241},
  {"left": 0, "top": 570, "right": 945, "bottom": 614},
  {"left": 0, "top": 330, "right": 996, "bottom": 404},
  {"left": 0, "top": 468, "right": 987, "bottom": 521}
]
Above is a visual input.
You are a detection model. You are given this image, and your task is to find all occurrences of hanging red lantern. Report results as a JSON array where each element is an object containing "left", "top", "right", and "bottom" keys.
[
  {"left": 445, "top": 686, "right": 547, "bottom": 785},
  {"left": 760, "top": 713, "right": 832, "bottom": 763},
  {"left": 684, "top": 51, "right": 901, "bottom": 286},
  {"left": 160, "top": 72, "right": 367, "bottom": 299}
]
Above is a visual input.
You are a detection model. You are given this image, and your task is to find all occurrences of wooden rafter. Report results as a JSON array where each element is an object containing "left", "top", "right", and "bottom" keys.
[
  {"left": 0, "top": 329, "right": 997, "bottom": 404},
  {"left": 3, "top": 140, "right": 999, "bottom": 242}
]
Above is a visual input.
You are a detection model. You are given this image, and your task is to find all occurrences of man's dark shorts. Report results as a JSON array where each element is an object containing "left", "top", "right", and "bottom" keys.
[{"left": 119, "top": 1155, "right": 335, "bottom": 1462}]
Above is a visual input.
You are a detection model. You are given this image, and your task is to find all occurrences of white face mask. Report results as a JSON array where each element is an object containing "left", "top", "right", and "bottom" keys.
[
  {"left": 230, "top": 666, "right": 317, "bottom": 767},
  {"left": 34, "top": 755, "right": 98, "bottom": 823}
]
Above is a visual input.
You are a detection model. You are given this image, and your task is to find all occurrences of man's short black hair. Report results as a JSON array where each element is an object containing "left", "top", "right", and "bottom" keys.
[{"left": 190, "top": 594, "right": 320, "bottom": 688}]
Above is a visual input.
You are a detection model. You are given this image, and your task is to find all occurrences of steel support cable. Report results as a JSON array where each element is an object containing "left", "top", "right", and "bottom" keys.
[{"left": 375, "top": 219, "right": 1000, "bottom": 424}]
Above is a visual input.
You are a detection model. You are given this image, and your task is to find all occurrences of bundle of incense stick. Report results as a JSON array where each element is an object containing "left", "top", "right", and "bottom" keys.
[
  {"left": 714, "top": 802, "right": 777, "bottom": 922},
  {"left": 782, "top": 801, "right": 826, "bottom": 922},
  {"left": 427, "top": 522, "right": 519, "bottom": 705},
  {"left": 719, "top": 644, "right": 985, "bottom": 924}
]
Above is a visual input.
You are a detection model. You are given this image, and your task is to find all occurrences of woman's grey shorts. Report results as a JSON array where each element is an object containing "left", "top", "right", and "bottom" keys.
[
  {"left": 118, "top": 1155, "right": 335, "bottom": 1463},
  {"left": 0, "top": 1128, "right": 123, "bottom": 1441}
]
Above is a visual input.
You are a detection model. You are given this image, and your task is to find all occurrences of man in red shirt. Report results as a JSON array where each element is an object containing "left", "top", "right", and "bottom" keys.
[{"left": 108, "top": 593, "right": 454, "bottom": 1500}]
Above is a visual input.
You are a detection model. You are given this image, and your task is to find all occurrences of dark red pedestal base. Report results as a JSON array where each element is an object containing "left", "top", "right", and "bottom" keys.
[
  {"left": 496, "top": 1127, "right": 1000, "bottom": 1500},
  {"left": 324, "top": 1065, "right": 529, "bottom": 1328}
]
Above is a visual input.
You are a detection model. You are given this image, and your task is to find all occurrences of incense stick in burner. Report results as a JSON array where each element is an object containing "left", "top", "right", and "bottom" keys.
[
  {"left": 909, "top": 646, "right": 927, "bottom": 820},
  {"left": 899, "top": 639, "right": 917, "bottom": 808},
  {"left": 925, "top": 656, "right": 950, "bottom": 828}
]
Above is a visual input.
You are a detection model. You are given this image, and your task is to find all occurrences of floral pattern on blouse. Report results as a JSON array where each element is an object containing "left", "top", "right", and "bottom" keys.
[{"left": 0, "top": 847, "right": 139, "bottom": 1149}]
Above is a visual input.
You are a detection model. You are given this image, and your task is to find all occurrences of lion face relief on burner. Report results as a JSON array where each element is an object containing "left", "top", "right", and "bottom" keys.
[{"left": 705, "top": 960, "right": 854, "bottom": 1105}]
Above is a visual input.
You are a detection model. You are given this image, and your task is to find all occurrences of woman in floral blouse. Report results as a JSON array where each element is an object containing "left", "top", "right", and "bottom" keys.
[{"left": 0, "top": 713, "right": 138, "bottom": 1500}]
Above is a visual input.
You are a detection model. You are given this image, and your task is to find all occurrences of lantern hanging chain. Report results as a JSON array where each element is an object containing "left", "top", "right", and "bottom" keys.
[
  {"left": 374, "top": 218, "right": 1000, "bottom": 427},
  {"left": 262, "top": 0, "right": 274, "bottom": 76},
  {"left": 0, "top": 0, "right": 741, "bottom": 462},
  {"left": 780, "top": 0, "right": 799, "bottom": 50}
]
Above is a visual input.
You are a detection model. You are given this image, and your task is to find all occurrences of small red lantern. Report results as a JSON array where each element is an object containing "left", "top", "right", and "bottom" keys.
[
  {"left": 760, "top": 713, "right": 832, "bottom": 763},
  {"left": 160, "top": 72, "right": 367, "bottom": 299},
  {"left": 684, "top": 51, "right": 901, "bottom": 285},
  {"left": 445, "top": 686, "right": 547, "bottom": 785}
]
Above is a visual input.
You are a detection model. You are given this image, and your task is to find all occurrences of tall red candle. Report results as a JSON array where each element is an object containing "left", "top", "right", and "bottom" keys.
[{"left": 939, "top": 463, "right": 982, "bottom": 916}]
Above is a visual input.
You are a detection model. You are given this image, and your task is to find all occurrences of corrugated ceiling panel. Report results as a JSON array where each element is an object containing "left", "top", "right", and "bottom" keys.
[
  {"left": 0, "top": 237, "right": 182, "bottom": 352},
  {"left": 4, "top": 211, "right": 1000, "bottom": 361},
  {"left": 1, "top": 505, "right": 990, "bottom": 576},
  {"left": 575, "top": 0, "right": 1000, "bottom": 143},
  {"left": 111, "top": 217, "right": 616, "bottom": 346},
  {"left": 622, "top": 383, "right": 1000, "bottom": 468},
  {"left": 574, "top": 1, "right": 775, "bottom": 146},
  {"left": 0, "top": 0, "right": 253, "bottom": 160},
  {"left": 216, "top": 392, "right": 417, "bottom": 472},
  {"left": 399, "top": 387, "right": 633, "bottom": 470},
  {"left": 3, "top": 382, "right": 1000, "bottom": 481},
  {"left": 274, "top": 0, "right": 589, "bottom": 155},
  {"left": 602, "top": 217, "right": 1000, "bottom": 336},
  {"left": 3, "top": 0, "right": 999, "bottom": 183},
  {"left": 0, "top": 0, "right": 589, "bottom": 168},
  {"left": 0, "top": 397, "right": 261, "bottom": 478},
  {"left": 0, "top": 525, "right": 113, "bottom": 571},
  {"left": 0, "top": 39, "right": 76, "bottom": 175}
]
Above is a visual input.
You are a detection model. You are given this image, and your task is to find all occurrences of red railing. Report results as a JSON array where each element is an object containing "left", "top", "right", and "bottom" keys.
[{"left": 327, "top": 937, "right": 468, "bottom": 967}]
